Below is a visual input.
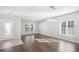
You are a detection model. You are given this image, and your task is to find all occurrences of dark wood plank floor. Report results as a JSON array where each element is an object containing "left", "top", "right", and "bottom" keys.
[{"left": 0, "top": 33, "right": 79, "bottom": 52}]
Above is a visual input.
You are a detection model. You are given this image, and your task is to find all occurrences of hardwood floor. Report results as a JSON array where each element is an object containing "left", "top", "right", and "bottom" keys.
[
  {"left": 0, "top": 44, "right": 25, "bottom": 52},
  {"left": 0, "top": 33, "right": 79, "bottom": 52}
]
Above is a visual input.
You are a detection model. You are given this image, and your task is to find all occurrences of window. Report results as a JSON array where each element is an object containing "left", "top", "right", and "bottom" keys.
[
  {"left": 5, "top": 23, "right": 12, "bottom": 34},
  {"left": 60, "top": 20, "right": 74, "bottom": 36},
  {"left": 68, "top": 21, "right": 74, "bottom": 35},
  {"left": 25, "top": 24, "right": 33, "bottom": 32},
  {"left": 61, "top": 21, "right": 66, "bottom": 35}
]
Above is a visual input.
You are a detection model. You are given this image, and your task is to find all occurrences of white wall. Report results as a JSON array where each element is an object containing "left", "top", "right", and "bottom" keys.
[
  {"left": 0, "top": 14, "right": 21, "bottom": 40},
  {"left": 0, "top": 14, "right": 39, "bottom": 40},
  {"left": 21, "top": 19, "right": 38, "bottom": 35},
  {"left": 39, "top": 11, "right": 79, "bottom": 43}
]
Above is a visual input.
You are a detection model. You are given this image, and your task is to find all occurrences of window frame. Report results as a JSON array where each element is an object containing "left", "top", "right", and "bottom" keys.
[
  {"left": 5, "top": 22, "right": 12, "bottom": 35},
  {"left": 60, "top": 20, "right": 74, "bottom": 36}
]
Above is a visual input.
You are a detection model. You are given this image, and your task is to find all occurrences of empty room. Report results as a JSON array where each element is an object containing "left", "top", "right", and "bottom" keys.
[{"left": 0, "top": 6, "right": 79, "bottom": 52}]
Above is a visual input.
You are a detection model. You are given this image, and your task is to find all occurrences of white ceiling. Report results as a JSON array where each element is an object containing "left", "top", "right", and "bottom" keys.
[{"left": 0, "top": 6, "right": 79, "bottom": 21}]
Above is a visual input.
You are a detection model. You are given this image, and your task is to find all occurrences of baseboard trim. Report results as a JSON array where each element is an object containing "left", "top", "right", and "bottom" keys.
[{"left": 39, "top": 33, "right": 79, "bottom": 44}]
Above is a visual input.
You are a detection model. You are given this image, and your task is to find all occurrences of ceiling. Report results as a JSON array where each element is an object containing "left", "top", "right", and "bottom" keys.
[{"left": 0, "top": 6, "right": 79, "bottom": 21}]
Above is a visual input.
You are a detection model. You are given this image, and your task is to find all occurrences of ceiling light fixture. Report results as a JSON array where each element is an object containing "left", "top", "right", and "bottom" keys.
[
  {"left": 46, "top": 19, "right": 57, "bottom": 22},
  {"left": 0, "top": 10, "right": 16, "bottom": 15}
]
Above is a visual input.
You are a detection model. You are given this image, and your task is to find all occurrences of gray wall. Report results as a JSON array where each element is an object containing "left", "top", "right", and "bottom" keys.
[
  {"left": 39, "top": 11, "right": 79, "bottom": 43},
  {"left": 21, "top": 19, "right": 38, "bottom": 35}
]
